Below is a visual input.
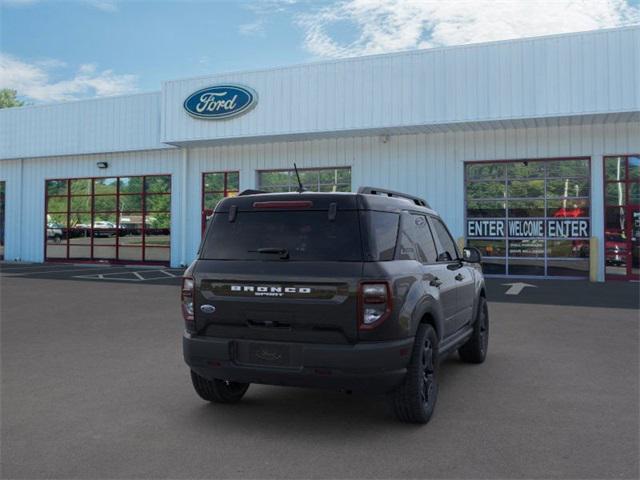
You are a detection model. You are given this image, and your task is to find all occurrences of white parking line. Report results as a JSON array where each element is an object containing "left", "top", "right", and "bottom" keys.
[
  {"left": 0, "top": 266, "right": 132, "bottom": 276},
  {"left": 72, "top": 269, "right": 180, "bottom": 282}
]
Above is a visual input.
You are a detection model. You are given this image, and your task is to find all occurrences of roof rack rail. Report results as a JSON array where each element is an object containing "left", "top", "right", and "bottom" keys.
[
  {"left": 357, "top": 186, "right": 430, "bottom": 208},
  {"left": 238, "top": 189, "right": 267, "bottom": 196}
]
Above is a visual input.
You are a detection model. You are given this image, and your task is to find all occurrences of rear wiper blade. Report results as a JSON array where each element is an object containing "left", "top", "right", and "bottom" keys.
[{"left": 249, "top": 247, "right": 290, "bottom": 259}]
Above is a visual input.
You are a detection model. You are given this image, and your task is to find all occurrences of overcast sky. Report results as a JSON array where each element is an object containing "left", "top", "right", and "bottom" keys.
[{"left": 1, "top": 0, "right": 639, "bottom": 104}]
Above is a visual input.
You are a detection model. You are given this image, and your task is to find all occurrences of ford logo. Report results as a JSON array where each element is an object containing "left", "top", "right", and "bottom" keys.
[
  {"left": 183, "top": 84, "right": 257, "bottom": 120},
  {"left": 200, "top": 304, "right": 216, "bottom": 314}
]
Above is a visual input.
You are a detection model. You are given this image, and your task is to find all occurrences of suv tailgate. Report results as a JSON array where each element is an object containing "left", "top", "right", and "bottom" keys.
[{"left": 193, "top": 260, "right": 363, "bottom": 344}]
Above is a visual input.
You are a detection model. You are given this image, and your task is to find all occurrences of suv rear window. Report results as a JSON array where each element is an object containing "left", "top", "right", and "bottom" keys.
[{"left": 201, "top": 211, "right": 363, "bottom": 261}]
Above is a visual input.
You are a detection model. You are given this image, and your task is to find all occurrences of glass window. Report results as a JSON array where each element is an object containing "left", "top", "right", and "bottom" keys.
[
  {"left": 119, "top": 194, "right": 142, "bottom": 212},
  {"left": 145, "top": 176, "right": 171, "bottom": 193},
  {"left": 94, "top": 195, "right": 117, "bottom": 212},
  {"left": 465, "top": 158, "right": 591, "bottom": 277},
  {"left": 466, "top": 200, "right": 506, "bottom": 218},
  {"left": 204, "top": 172, "right": 225, "bottom": 191},
  {"left": 94, "top": 178, "right": 117, "bottom": 194},
  {"left": 547, "top": 199, "right": 589, "bottom": 218},
  {"left": 364, "top": 211, "right": 399, "bottom": 261},
  {"left": 257, "top": 167, "right": 351, "bottom": 193},
  {"left": 507, "top": 161, "right": 545, "bottom": 178},
  {"left": 467, "top": 239, "right": 506, "bottom": 257},
  {"left": 547, "top": 240, "right": 589, "bottom": 258},
  {"left": 204, "top": 193, "right": 225, "bottom": 211},
  {"left": 546, "top": 159, "right": 589, "bottom": 178},
  {"left": 70, "top": 196, "right": 91, "bottom": 212},
  {"left": 145, "top": 194, "right": 170, "bottom": 212},
  {"left": 508, "top": 258, "right": 545, "bottom": 276},
  {"left": 605, "top": 157, "right": 626, "bottom": 181},
  {"left": 466, "top": 182, "right": 505, "bottom": 199},
  {"left": 430, "top": 218, "right": 458, "bottom": 261},
  {"left": 507, "top": 180, "right": 545, "bottom": 198},
  {"left": 201, "top": 171, "right": 240, "bottom": 233},
  {"left": 606, "top": 183, "right": 626, "bottom": 206},
  {"left": 508, "top": 200, "right": 545, "bottom": 218},
  {"left": 44, "top": 175, "right": 171, "bottom": 264},
  {"left": 466, "top": 163, "right": 505, "bottom": 180},
  {"left": 629, "top": 156, "right": 640, "bottom": 181},
  {"left": 508, "top": 239, "right": 545, "bottom": 257},
  {"left": 630, "top": 183, "right": 639, "bottom": 205},
  {"left": 547, "top": 259, "right": 589, "bottom": 277},
  {"left": 70, "top": 179, "right": 92, "bottom": 195},
  {"left": 481, "top": 258, "right": 506, "bottom": 275},
  {"left": 201, "top": 211, "right": 362, "bottom": 262},
  {"left": 119, "top": 177, "right": 143, "bottom": 193},
  {"left": 47, "top": 180, "right": 68, "bottom": 196},
  {"left": 397, "top": 214, "right": 435, "bottom": 263},
  {"left": 546, "top": 179, "right": 589, "bottom": 198},
  {"left": 47, "top": 196, "right": 68, "bottom": 213}
]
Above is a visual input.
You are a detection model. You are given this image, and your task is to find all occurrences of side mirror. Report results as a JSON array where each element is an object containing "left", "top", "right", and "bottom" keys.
[{"left": 462, "top": 246, "right": 482, "bottom": 263}]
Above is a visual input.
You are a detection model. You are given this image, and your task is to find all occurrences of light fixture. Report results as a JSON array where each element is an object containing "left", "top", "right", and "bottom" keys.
[{"left": 96, "top": 162, "right": 108, "bottom": 169}]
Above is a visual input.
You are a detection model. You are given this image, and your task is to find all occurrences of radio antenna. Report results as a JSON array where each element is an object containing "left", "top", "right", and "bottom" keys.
[{"left": 293, "top": 163, "right": 305, "bottom": 193}]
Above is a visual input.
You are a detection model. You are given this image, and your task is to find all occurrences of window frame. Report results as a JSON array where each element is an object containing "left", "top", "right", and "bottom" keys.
[
  {"left": 464, "top": 157, "right": 592, "bottom": 277},
  {"left": 603, "top": 154, "right": 640, "bottom": 280},
  {"left": 256, "top": 166, "right": 351, "bottom": 193},
  {"left": 201, "top": 171, "right": 240, "bottom": 233},
  {"left": 428, "top": 216, "right": 460, "bottom": 263},
  {"left": 44, "top": 174, "right": 171, "bottom": 264}
]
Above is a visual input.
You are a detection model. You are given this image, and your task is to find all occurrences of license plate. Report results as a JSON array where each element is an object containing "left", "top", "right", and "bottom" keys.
[{"left": 248, "top": 343, "right": 290, "bottom": 367}]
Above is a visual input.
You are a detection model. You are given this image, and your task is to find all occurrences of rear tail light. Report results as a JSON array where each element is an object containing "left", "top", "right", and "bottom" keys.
[
  {"left": 181, "top": 276, "right": 195, "bottom": 331},
  {"left": 358, "top": 282, "right": 392, "bottom": 330}
]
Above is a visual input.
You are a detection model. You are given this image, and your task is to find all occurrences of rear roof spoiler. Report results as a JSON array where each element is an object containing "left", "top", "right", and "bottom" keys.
[
  {"left": 357, "top": 186, "right": 430, "bottom": 208},
  {"left": 238, "top": 189, "right": 267, "bottom": 196}
]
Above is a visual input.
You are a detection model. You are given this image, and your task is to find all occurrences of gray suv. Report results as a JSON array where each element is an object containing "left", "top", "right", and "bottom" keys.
[{"left": 182, "top": 187, "right": 488, "bottom": 424}]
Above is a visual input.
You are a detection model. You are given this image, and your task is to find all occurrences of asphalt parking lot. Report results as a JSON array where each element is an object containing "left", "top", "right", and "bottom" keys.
[{"left": 1, "top": 262, "right": 638, "bottom": 479}]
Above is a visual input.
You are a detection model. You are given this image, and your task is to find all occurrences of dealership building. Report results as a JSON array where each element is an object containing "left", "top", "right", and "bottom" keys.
[{"left": 0, "top": 26, "right": 638, "bottom": 281}]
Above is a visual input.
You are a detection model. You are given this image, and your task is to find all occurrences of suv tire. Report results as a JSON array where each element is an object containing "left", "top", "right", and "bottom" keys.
[
  {"left": 458, "top": 296, "right": 489, "bottom": 364},
  {"left": 388, "top": 324, "right": 439, "bottom": 424},
  {"left": 190, "top": 370, "right": 250, "bottom": 404}
]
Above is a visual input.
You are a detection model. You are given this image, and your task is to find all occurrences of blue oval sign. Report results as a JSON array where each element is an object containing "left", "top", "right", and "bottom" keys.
[{"left": 183, "top": 84, "right": 257, "bottom": 120}]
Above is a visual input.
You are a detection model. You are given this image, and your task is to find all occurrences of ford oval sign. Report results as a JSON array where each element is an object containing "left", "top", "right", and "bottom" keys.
[{"left": 183, "top": 84, "right": 257, "bottom": 120}]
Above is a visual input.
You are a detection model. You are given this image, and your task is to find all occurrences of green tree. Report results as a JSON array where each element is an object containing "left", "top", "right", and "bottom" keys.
[{"left": 0, "top": 89, "right": 25, "bottom": 109}]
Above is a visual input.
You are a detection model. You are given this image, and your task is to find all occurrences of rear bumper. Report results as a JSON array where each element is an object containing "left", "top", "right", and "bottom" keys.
[{"left": 183, "top": 334, "right": 414, "bottom": 393}]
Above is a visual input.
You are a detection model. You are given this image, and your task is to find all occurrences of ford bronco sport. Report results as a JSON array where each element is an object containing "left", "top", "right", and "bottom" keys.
[{"left": 182, "top": 186, "right": 488, "bottom": 424}]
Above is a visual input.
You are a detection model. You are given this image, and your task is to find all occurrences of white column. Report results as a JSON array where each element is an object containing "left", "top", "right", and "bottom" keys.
[
  {"left": 179, "top": 148, "right": 188, "bottom": 267},
  {"left": 591, "top": 155, "right": 605, "bottom": 282}
]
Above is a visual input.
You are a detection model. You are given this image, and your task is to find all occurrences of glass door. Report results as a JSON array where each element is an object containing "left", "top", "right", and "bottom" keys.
[{"left": 604, "top": 155, "right": 639, "bottom": 280}]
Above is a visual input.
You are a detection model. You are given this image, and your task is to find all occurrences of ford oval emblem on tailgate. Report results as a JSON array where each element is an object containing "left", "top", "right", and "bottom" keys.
[{"left": 200, "top": 304, "right": 216, "bottom": 314}]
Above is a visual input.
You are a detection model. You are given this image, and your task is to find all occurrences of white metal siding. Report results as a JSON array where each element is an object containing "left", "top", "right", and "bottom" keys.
[
  {"left": 0, "top": 149, "right": 182, "bottom": 265},
  {"left": 181, "top": 121, "right": 639, "bottom": 278},
  {"left": 162, "top": 27, "right": 640, "bottom": 145},
  {"left": 2, "top": 120, "right": 638, "bottom": 279},
  {"left": 0, "top": 92, "right": 169, "bottom": 160}
]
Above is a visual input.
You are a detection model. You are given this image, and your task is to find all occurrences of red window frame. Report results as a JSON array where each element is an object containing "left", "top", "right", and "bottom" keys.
[
  {"left": 603, "top": 154, "right": 640, "bottom": 281},
  {"left": 201, "top": 171, "right": 239, "bottom": 233},
  {"left": 44, "top": 175, "right": 171, "bottom": 265}
]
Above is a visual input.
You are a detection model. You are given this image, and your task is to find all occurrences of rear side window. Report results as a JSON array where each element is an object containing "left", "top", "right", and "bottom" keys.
[
  {"left": 363, "top": 211, "right": 399, "bottom": 261},
  {"left": 430, "top": 217, "right": 458, "bottom": 261},
  {"left": 397, "top": 214, "right": 437, "bottom": 263},
  {"left": 201, "top": 211, "right": 362, "bottom": 261}
]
